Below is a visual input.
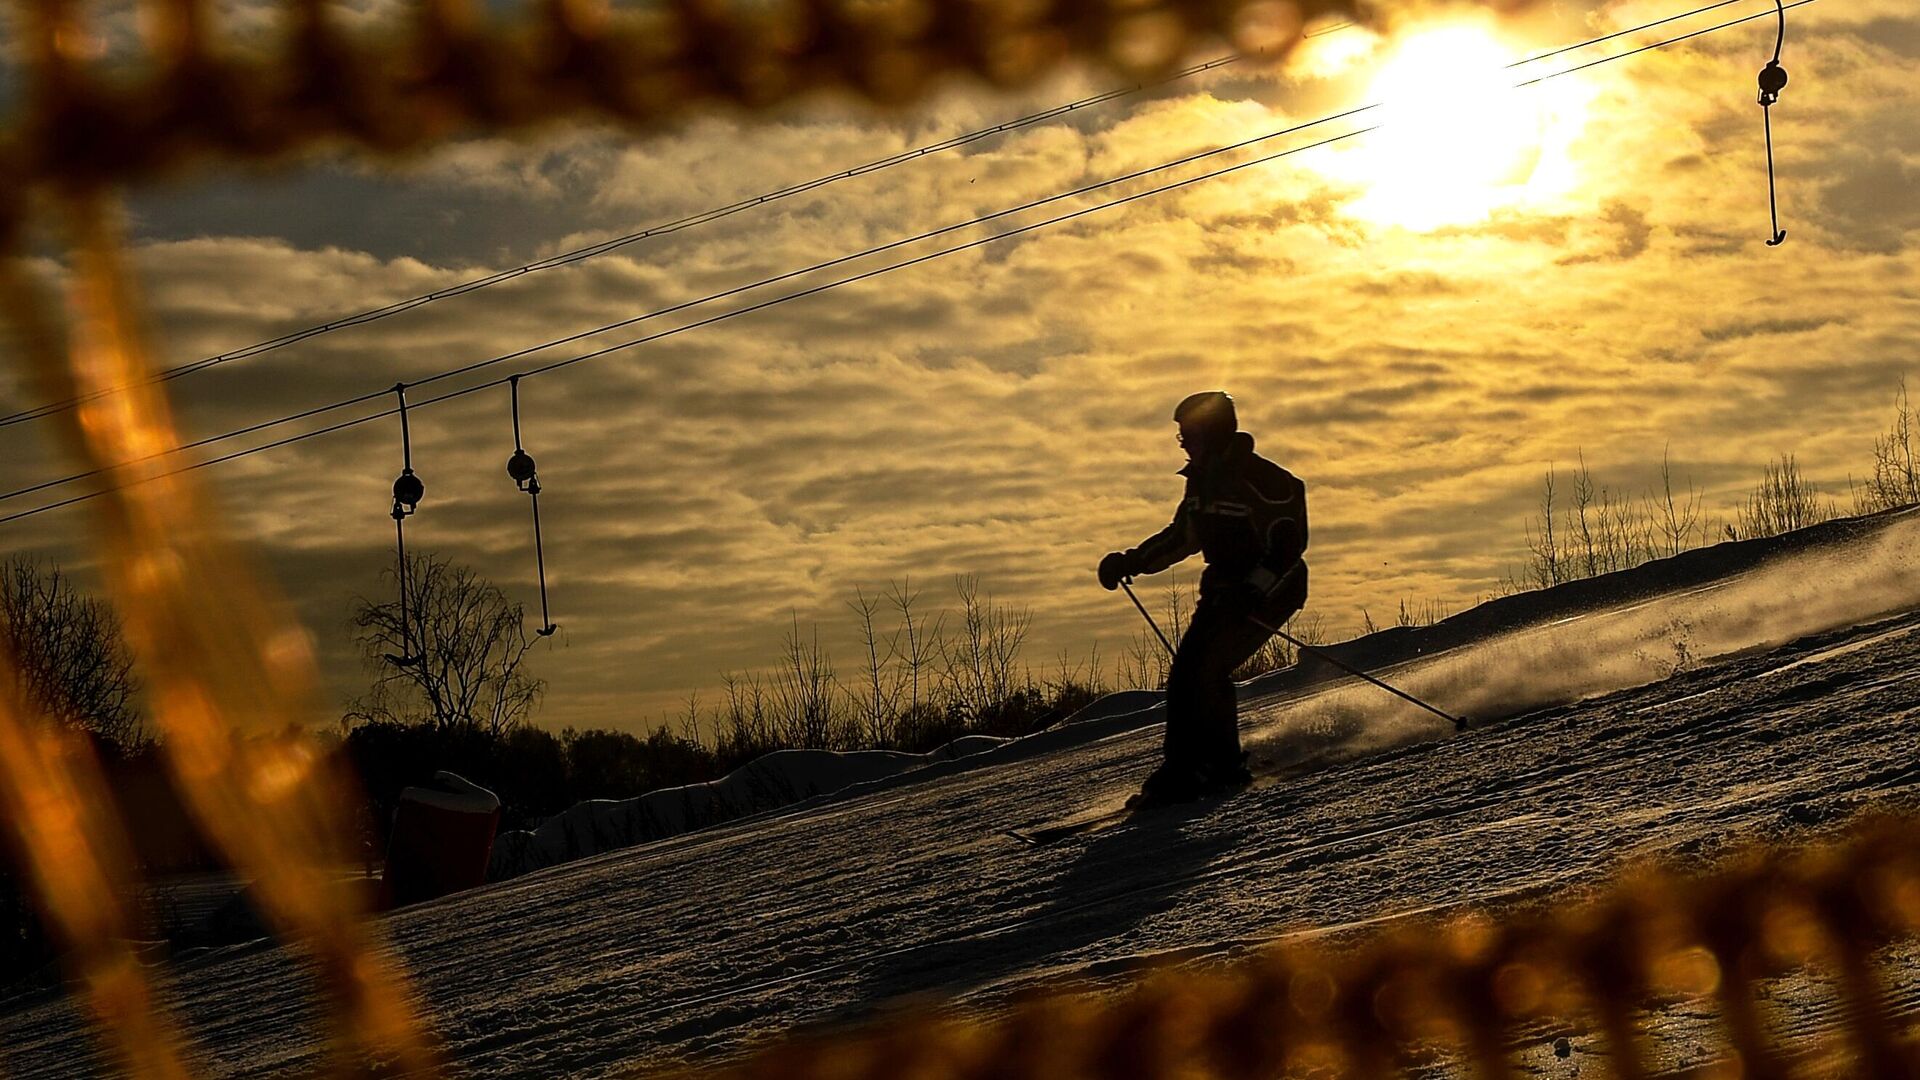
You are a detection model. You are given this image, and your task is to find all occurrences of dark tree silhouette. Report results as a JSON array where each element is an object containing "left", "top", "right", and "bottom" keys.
[
  {"left": 0, "top": 558, "right": 143, "bottom": 986},
  {"left": 1739, "top": 453, "right": 1832, "bottom": 539},
  {"left": 0, "top": 556, "right": 142, "bottom": 752},
  {"left": 349, "top": 554, "right": 544, "bottom": 738},
  {"left": 1860, "top": 378, "right": 1919, "bottom": 513}
]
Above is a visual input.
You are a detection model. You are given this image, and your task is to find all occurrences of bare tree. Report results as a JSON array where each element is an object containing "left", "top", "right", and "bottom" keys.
[
  {"left": 1046, "top": 642, "right": 1107, "bottom": 701},
  {"left": 887, "top": 577, "right": 942, "bottom": 717},
  {"left": 1397, "top": 597, "right": 1453, "bottom": 628},
  {"left": 1571, "top": 453, "right": 1601, "bottom": 579},
  {"left": 1526, "top": 453, "right": 1692, "bottom": 587},
  {"left": 349, "top": 554, "right": 544, "bottom": 738},
  {"left": 1653, "top": 447, "right": 1702, "bottom": 557},
  {"left": 1524, "top": 466, "right": 1565, "bottom": 589},
  {"left": 0, "top": 557, "right": 142, "bottom": 751},
  {"left": 1161, "top": 574, "right": 1190, "bottom": 649},
  {"left": 1118, "top": 629, "right": 1168, "bottom": 690},
  {"left": 772, "top": 616, "right": 839, "bottom": 747},
  {"left": 939, "top": 575, "right": 1031, "bottom": 718},
  {"left": 1860, "top": 378, "right": 1920, "bottom": 513},
  {"left": 1600, "top": 484, "right": 1655, "bottom": 572},
  {"left": 1738, "top": 453, "right": 1832, "bottom": 540},
  {"left": 847, "top": 588, "right": 901, "bottom": 745},
  {"left": 716, "top": 670, "right": 774, "bottom": 758}
]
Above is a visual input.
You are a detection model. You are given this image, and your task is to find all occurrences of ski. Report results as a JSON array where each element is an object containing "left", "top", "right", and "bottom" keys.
[
  {"left": 1004, "top": 809, "right": 1131, "bottom": 847},
  {"left": 1006, "top": 768, "right": 1284, "bottom": 847}
]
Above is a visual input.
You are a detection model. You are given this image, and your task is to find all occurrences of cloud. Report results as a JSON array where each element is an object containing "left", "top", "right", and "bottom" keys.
[
  {"left": 0, "top": 0, "right": 1915, "bottom": 730},
  {"left": 1698, "top": 315, "right": 1844, "bottom": 342},
  {"left": 1556, "top": 200, "right": 1652, "bottom": 265}
]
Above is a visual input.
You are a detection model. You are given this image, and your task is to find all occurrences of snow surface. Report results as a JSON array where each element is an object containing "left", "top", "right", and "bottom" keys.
[{"left": 3, "top": 511, "right": 1920, "bottom": 1077}]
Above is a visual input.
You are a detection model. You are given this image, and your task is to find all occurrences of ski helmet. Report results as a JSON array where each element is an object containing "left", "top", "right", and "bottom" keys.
[{"left": 1174, "top": 390, "right": 1236, "bottom": 436}]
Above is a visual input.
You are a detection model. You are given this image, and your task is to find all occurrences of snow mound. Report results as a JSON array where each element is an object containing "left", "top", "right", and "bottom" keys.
[
  {"left": 488, "top": 736, "right": 1007, "bottom": 881},
  {"left": 1038, "top": 689, "right": 1161, "bottom": 729}
]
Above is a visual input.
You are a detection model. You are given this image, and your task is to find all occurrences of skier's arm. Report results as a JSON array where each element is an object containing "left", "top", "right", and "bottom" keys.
[{"left": 1127, "top": 500, "right": 1200, "bottom": 576}]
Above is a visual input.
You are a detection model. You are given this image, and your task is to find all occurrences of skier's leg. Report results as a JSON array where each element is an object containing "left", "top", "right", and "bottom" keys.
[
  {"left": 1197, "top": 573, "right": 1308, "bottom": 777},
  {"left": 1147, "top": 605, "right": 1235, "bottom": 801},
  {"left": 1191, "top": 601, "right": 1270, "bottom": 775},
  {"left": 1162, "top": 612, "right": 1219, "bottom": 773}
]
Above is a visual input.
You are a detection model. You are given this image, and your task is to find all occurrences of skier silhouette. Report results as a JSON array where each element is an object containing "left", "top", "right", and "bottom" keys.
[{"left": 1099, "top": 391, "right": 1308, "bottom": 806}]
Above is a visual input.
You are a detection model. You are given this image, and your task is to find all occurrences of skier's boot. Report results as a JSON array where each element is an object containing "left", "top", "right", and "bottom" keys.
[
  {"left": 1127, "top": 761, "right": 1209, "bottom": 810},
  {"left": 1197, "top": 752, "right": 1254, "bottom": 794}
]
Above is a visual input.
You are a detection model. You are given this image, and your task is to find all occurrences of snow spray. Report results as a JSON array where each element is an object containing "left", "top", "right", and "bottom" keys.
[{"left": 1244, "top": 507, "right": 1920, "bottom": 765}]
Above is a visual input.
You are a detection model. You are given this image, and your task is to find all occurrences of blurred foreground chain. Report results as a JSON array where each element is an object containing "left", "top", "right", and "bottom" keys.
[
  {"left": 691, "top": 816, "right": 1920, "bottom": 1080},
  {"left": 0, "top": 196, "right": 445, "bottom": 1076},
  {"left": 0, "top": 0, "right": 1528, "bottom": 246}
]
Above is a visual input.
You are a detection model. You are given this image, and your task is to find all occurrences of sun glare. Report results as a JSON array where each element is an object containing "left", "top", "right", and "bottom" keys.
[{"left": 1320, "top": 23, "right": 1592, "bottom": 231}]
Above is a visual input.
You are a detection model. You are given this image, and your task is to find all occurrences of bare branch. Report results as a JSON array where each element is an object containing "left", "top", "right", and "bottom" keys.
[
  {"left": 349, "top": 553, "right": 545, "bottom": 737},
  {"left": 0, "top": 556, "right": 144, "bottom": 751}
]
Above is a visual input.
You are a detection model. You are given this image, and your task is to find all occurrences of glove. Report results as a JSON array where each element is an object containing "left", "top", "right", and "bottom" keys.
[
  {"left": 1097, "top": 551, "right": 1136, "bottom": 591},
  {"left": 1235, "top": 564, "right": 1294, "bottom": 613}
]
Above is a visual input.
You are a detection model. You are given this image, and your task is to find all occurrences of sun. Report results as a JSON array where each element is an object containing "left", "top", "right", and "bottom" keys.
[{"left": 1318, "top": 22, "right": 1591, "bottom": 231}]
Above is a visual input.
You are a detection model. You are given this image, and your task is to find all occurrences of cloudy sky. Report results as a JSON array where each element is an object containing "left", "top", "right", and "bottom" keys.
[{"left": 0, "top": 0, "right": 1914, "bottom": 733}]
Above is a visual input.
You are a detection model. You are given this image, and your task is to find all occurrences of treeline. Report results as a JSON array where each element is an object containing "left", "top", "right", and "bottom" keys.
[
  {"left": 337, "top": 568, "right": 1113, "bottom": 840},
  {"left": 1511, "top": 381, "right": 1919, "bottom": 591},
  {"left": 343, "top": 570, "right": 1325, "bottom": 852},
  {"left": 689, "top": 576, "right": 1104, "bottom": 763},
  {"left": 340, "top": 557, "right": 722, "bottom": 843},
  {"left": 682, "top": 572, "right": 1335, "bottom": 759}
]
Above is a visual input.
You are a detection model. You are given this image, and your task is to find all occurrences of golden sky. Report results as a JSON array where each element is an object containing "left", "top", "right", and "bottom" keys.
[{"left": 1, "top": 0, "right": 1915, "bottom": 731}]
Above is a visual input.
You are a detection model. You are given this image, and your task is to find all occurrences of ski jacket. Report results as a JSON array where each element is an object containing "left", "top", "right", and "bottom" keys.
[{"left": 1124, "top": 431, "right": 1308, "bottom": 624}]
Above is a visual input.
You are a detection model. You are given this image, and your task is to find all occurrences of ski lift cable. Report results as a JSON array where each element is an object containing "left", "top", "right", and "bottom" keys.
[
  {"left": 1511, "top": 0, "right": 1811, "bottom": 89},
  {"left": 0, "top": 50, "right": 1269, "bottom": 434},
  {"left": 0, "top": 0, "right": 1765, "bottom": 436},
  {"left": 0, "top": 0, "right": 1818, "bottom": 532},
  {"left": 0, "top": 123, "right": 1381, "bottom": 532},
  {"left": 0, "top": 0, "right": 1798, "bottom": 514},
  {"left": 0, "top": 102, "right": 1384, "bottom": 510},
  {"left": 1502, "top": 0, "right": 1749, "bottom": 68}
]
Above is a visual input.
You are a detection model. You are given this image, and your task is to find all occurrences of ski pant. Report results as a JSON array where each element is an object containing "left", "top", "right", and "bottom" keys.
[{"left": 1163, "top": 573, "right": 1308, "bottom": 772}]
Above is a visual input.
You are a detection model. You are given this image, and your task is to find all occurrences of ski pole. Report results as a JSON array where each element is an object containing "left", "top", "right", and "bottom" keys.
[
  {"left": 1119, "top": 578, "right": 1467, "bottom": 732},
  {"left": 1119, "top": 578, "right": 1176, "bottom": 657},
  {"left": 1251, "top": 618, "right": 1468, "bottom": 732}
]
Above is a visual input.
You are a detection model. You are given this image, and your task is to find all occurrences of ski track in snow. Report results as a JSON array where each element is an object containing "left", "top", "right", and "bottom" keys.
[{"left": 4, "top": 610, "right": 1920, "bottom": 1076}]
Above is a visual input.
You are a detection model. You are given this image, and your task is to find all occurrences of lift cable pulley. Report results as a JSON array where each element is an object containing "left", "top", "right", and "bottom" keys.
[
  {"left": 385, "top": 383, "right": 425, "bottom": 667},
  {"left": 507, "top": 376, "right": 559, "bottom": 637},
  {"left": 1757, "top": 0, "right": 1789, "bottom": 246}
]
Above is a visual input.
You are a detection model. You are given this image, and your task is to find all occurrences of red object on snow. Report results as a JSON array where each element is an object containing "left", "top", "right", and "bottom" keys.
[{"left": 380, "top": 771, "right": 501, "bottom": 908}]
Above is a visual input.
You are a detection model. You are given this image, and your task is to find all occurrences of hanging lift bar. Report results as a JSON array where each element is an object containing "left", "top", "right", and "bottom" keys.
[
  {"left": 386, "top": 383, "right": 425, "bottom": 667},
  {"left": 1757, "top": 0, "right": 1789, "bottom": 246},
  {"left": 507, "top": 376, "right": 559, "bottom": 637}
]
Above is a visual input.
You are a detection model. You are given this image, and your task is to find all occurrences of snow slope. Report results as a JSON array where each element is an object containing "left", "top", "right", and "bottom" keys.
[{"left": 3, "top": 511, "right": 1919, "bottom": 1077}]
